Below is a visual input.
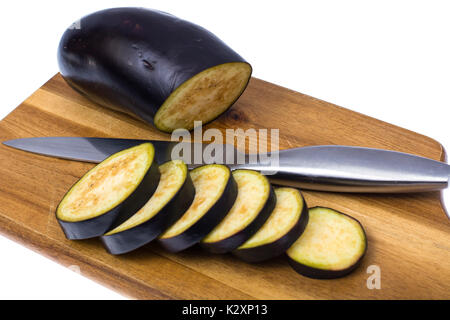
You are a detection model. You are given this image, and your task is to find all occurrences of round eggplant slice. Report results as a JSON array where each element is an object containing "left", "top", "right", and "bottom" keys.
[
  {"left": 56, "top": 143, "right": 160, "bottom": 240},
  {"left": 159, "top": 164, "right": 237, "bottom": 252},
  {"left": 58, "top": 7, "right": 252, "bottom": 133},
  {"left": 101, "top": 160, "right": 195, "bottom": 255},
  {"left": 201, "top": 170, "right": 275, "bottom": 254},
  {"left": 233, "top": 188, "right": 308, "bottom": 263},
  {"left": 286, "top": 207, "right": 367, "bottom": 279}
]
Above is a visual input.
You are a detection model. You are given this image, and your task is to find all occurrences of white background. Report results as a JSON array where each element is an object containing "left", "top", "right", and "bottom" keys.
[{"left": 0, "top": 1, "right": 449, "bottom": 299}]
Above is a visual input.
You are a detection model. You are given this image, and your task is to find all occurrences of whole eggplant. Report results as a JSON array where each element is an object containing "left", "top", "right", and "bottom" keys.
[{"left": 58, "top": 7, "right": 252, "bottom": 132}]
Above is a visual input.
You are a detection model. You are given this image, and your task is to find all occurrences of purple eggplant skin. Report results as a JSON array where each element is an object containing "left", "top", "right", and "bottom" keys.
[
  {"left": 200, "top": 184, "right": 276, "bottom": 254},
  {"left": 100, "top": 171, "right": 195, "bottom": 255},
  {"left": 286, "top": 207, "right": 367, "bottom": 279},
  {"left": 287, "top": 254, "right": 365, "bottom": 280},
  {"left": 158, "top": 168, "right": 238, "bottom": 253},
  {"left": 56, "top": 158, "right": 160, "bottom": 240},
  {"left": 232, "top": 194, "right": 309, "bottom": 263},
  {"left": 57, "top": 7, "right": 251, "bottom": 131}
]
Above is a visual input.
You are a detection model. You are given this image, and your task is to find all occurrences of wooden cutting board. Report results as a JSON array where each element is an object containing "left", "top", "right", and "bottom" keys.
[{"left": 0, "top": 73, "right": 449, "bottom": 299}]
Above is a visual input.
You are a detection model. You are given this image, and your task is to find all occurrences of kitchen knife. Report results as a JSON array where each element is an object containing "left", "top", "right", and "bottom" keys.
[
  {"left": 3, "top": 137, "right": 449, "bottom": 194},
  {"left": 4, "top": 137, "right": 449, "bottom": 220}
]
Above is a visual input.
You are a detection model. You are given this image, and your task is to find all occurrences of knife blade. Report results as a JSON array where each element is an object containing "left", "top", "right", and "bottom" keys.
[
  {"left": 2, "top": 137, "right": 183, "bottom": 164},
  {"left": 1, "top": 137, "right": 243, "bottom": 168}
]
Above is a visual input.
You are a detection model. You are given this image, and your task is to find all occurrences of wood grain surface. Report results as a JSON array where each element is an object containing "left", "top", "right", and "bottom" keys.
[{"left": 0, "top": 73, "right": 449, "bottom": 299}]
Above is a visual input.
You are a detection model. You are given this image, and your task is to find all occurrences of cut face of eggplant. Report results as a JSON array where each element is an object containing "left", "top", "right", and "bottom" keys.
[
  {"left": 58, "top": 7, "right": 252, "bottom": 133},
  {"left": 100, "top": 160, "right": 195, "bottom": 255},
  {"left": 233, "top": 188, "right": 308, "bottom": 263},
  {"left": 286, "top": 207, "right": 367, "bottom": 279},
  {"left": 159, "top": 164, "right": 237, "bottom": 252},
  {"left": 154, "top": 62, "right": 251, "bottom": 132},
  {"left": 56, "top": 143, "right": 160, "bottom": 240},
  {"left": 201, "top": 170, "right": 275, "bottom": 253}
]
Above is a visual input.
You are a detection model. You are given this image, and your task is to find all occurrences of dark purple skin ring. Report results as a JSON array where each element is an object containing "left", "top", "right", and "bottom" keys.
[
  {"left": 158, "top": 165, "right": 238, "bottom": 253},
  {"left": 56, "top": 146, "right": 160, "bottom": 240},
  {"left": 100, "top": 165, "right": 195, "bottom": 255},
  {"left": 200, "top": 182, "right": 276, "bottom": 254},
  {"left": 287, "top": 207, "right": 367, "bottom": 279},
  {"left": 232, "top": 193, "right": 309, "bottom": 263}
]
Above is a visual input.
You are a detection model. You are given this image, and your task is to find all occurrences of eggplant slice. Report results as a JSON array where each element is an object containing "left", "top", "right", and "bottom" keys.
[
  {"left": 101, "top": 160, "right": 195, "bottom": 255},
  {"left": 159, "top": 164, "right": 237, "bottom": 252},
  {"left": 201, "top": 170, "right": 275, "bottom": 253},
  {"left": 58, "top": 7, "right": 252, "bottom": 133},
  {"left": 286, "top": 207, "right": 367, "bottom": 279},
  {"left": 56, "top": 143, "right": 160, "bottom": 240},
  {"left": 233, "top": 188, "right": 308, "bottom": 263}
]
